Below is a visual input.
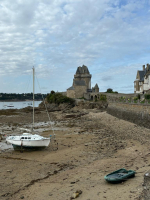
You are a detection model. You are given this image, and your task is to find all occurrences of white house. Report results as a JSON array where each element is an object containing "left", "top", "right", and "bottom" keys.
[{"left": 134, "top": 64, "right": 150, "bottom": 94}]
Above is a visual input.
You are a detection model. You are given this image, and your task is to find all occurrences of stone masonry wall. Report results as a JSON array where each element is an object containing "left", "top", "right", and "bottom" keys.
[
  {"left": 67, "top": 90, "right": 75, "bottom": 98},
  {"left": 100, "top": 93, "right": 137, "bottom": 102},
  {"left": 107, "top": 102, "right": 150, "bottom": 129},
  {"left": 86, "top": 92, "right": 137, "bottom": 101},
  {"left": 74, "top": 85, "right": 87, "bottom": 98}
]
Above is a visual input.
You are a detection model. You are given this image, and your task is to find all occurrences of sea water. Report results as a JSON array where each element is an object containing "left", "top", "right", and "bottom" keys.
[{"left": 0, "top": 101, "right": 42, "bottom": 110}]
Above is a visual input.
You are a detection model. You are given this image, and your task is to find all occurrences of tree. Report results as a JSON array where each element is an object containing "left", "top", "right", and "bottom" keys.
[
  {"left": 106, "top": 88, "right": 113, "bottom": 93},
  {"left": 47, "top": 92, "right": 75, "bottom": 105},
  {"left": 50, "top": 90, "right": 55, "bottom": 94}
]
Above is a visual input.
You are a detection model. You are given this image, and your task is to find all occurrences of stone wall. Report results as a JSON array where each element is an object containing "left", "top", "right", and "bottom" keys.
[
  {"left": 67, "top": 90, "right": 75, "bottom": 98},
  {"left": 61, "top": 92, "right": 67, "bottom": 96},
  {"left": 107, "top": 102, "right": 150, "bottom": 129},
  {"left": 74, "top": 85, "right": 87, "bottom": 98},
  {"left": 84, "top": 93, "right": 90, "bottom": 100},
  {"left": 101, "top": 93, "right": 137, "bottom": 102},
  {"left": 84, "top": 92, "right": 137, "bottom": 101},
  {"left": 83, "top": 76, "right": 91, "bottom": 89}
]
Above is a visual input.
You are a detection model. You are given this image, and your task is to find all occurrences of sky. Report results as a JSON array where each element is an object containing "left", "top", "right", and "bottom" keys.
[{"left": 0, "top": 0, "right": 150, "bottom": 94}]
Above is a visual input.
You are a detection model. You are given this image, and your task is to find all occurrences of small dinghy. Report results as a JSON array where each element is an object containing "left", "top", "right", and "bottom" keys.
[{"left": 104, "top": 168, "right": 135, "bottom": 183}]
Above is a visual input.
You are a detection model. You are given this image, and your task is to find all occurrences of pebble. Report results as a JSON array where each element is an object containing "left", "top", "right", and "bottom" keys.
[{"left": 49, "top": 192, "right": 53, "bottom": 196}]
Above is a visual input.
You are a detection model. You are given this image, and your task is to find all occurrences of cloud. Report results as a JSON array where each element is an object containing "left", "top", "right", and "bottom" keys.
[
  {"left": 101, "top": 76, "right": 113, "bottom": 81},
  {"left": 0, "top": 0, "right": 150, "bottom": 93}
]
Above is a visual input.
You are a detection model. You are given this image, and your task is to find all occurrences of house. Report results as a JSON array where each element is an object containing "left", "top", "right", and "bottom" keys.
[{"left": 134, "top": 64, "right": 150, "bottom": 94}]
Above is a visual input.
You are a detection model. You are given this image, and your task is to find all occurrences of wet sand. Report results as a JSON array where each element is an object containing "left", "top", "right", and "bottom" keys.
[{"left": 0, "top": 108, "right": 150, "bottom": 200}]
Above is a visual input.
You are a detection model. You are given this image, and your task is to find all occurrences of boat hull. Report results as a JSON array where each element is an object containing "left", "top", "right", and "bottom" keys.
[
  {"left": 6, "top": 138, "right": 50, "bottom": 150},
  {"left": 12, "top": 144, "right": 48, "bottom": 150},
  {"left": 104, "top": 168, "right": 135, "bottom": 183}
]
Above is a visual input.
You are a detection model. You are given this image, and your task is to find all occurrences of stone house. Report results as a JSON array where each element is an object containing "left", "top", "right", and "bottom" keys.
[
  {"left": 134, "top": 64, "right": 150, "bottom": 94},
  {"left": 67, "top": 65, "right": 99, "bottom": 99}
]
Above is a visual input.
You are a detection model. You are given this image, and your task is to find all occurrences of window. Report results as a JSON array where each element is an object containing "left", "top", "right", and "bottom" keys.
[
  {"left": 25, "top": 137, "right": 27, "bottom": 139},
  {"left": 21, "top": 137, "right": 24, "bottom": 139},
  {"left": 28, "top": 137, "right": 31, "bottom": 139}
]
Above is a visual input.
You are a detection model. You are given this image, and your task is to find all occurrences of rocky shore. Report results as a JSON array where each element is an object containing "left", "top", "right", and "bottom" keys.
[{"left": 0, "top": 103, "right": 150, "bottom": 200}]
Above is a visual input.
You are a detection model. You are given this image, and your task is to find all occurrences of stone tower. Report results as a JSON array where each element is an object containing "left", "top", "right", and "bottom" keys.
[
  {"left": 94, "top": 83, "right": 99, "bottom": 93},
  {"left": 73, "top": 65, "right": 92, "bottom": 90},
  {"left": 67, "top": 65, "right": 92, "bottom": 98}
]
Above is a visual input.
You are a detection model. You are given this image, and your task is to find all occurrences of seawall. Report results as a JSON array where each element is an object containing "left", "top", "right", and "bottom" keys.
[{"left": 107, "top": 102, "right": 150, "bottom": 129}]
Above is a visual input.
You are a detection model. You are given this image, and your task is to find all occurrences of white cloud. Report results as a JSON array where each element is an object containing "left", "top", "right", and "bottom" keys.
[{"left": 0, "top": 0, "right": 150, "bottom": 93}]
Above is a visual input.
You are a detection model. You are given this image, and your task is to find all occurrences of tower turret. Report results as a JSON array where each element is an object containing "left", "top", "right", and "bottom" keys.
[
  {"left": 94, "top": 83, "right": 99, "bottom": 92},
  {"left": 74, "top": 65, "right": 92, "bottom": 89}
]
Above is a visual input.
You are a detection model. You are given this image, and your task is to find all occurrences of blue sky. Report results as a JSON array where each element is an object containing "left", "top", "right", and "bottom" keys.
[{"left": 0, "top": 0, "right": 150, "bottom": 94}]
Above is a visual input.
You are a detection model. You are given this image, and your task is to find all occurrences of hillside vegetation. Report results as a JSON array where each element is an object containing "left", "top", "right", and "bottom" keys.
[{"left": 46, "top": 91, "right": 75, "bottom": 105}]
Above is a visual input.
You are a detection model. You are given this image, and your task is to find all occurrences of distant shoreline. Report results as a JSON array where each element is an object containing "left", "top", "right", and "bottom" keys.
[{"left": 0, "top": 100, "right": 42, "bottom": 102}]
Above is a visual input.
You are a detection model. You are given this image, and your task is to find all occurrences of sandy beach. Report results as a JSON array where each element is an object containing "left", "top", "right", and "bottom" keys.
[{"left": 0, "top": 107, "right": 150, "bottom": 200}]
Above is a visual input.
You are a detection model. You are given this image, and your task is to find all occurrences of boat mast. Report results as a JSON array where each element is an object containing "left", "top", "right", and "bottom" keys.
[{"left": 33, "top": 66, "right": 35, "bottom": 130}]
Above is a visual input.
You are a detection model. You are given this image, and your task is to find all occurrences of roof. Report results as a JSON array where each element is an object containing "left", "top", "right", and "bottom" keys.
[
  {"left": 76, "top": 65, "right": 90, "bottom": 74},
  {"left": 94, "top": 83, "right": 99, "bottom": 88},
  {"left": 135, "top": 64, "right": 150, "bottom": 82},
  {"left": 73, "top": 80, "right": 86, "bottom": 86},
  {"left": 138, "top": 71, "right": 145, "bottom": 81},
  {"left": 67, "top": 86, "right": 74, "bottom": 90}
]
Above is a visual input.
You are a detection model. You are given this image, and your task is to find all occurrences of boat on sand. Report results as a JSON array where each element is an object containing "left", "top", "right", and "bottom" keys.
[
  {"left": 6, "top": 67, "right": 50, "bottom": 150},
  {"left": 7, "top": 133, "right": 50, "bottom": 150},
  {"left": 104, "top": 168, "right": 135, "bottom": 183}
]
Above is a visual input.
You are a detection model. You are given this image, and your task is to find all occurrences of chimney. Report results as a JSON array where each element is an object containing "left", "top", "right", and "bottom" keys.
[
  {"left": 147, "top": 63, "right": 149, "bottom": 70},
  {"left": 143, "top": 65, "right": 145, "bottom": 70}
]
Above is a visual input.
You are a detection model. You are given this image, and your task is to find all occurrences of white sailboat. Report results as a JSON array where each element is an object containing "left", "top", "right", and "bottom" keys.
[{"left": 6, "top": 67, "right": 50, "bottom": 150}]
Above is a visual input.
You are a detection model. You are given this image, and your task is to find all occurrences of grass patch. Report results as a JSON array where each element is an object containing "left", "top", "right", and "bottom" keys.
[
  {"left": 43, "top": 130, "right": 49, "bottom": 133},
  {"left": 140, "top": 100, "right": 145, "bottom": 104}
]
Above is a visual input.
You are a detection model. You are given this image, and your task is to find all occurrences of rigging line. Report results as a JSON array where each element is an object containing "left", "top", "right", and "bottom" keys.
[
  {"left": 35, "top": 73, "right": 55, "bottom": 136},
  {"left": 25, "top": 74, "right": 32, "bottom": 94}
]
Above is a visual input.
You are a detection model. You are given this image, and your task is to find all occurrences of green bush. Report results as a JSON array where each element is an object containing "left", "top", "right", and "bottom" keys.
[
  {"left": 50, "top": 90, "right": 55, "bottom": 94},
  {"left": 133, "top": 97, "right": 138, "bottom": 100},
  {"left": 140, "top": 100, "right": 145, "bottom": 104},
  {"left": 119, "top": 96, "right": 125, "bottom": 101},
  {"left": 106, "top": 88, "right": 118, "bottom": 93},
  {"left": 145, "top": 94, "right": 150, "bottom": 99},
  {"left": 120, "top": 96, "right": 123, "bottom": 100},
  {"left": 47, "top": 92, "right": 75, "bottom": 105},
  {"left": 99, "top": 94, "right": 107, "bottom": 101},
  {"left": 106, "top": 88, "right": 113, "bottom": 93}
]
